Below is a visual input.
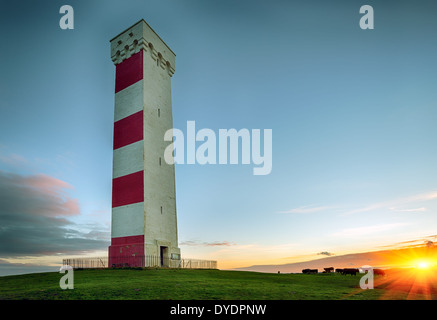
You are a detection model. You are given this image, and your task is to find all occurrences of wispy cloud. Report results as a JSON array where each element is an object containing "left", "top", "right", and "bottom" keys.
[
  {"left": 0, "top": 148, "right": 78, "bottom": 177},
  {"left": 280, "top": 191, "right": 436, "bottom": 217},
  {"left": 343, "top": 191, "right": 437, "bottom": 215},
  {"left": 389, "top": 207, "right": 426, "bottom": 213},
  {"left": 279, "top": 205, "right": 335, "bottom": 214},
  {"left": 180, "top": 240, "right": 237, "bottom": 247},
  {"left": 0, "top": 153, "right": 29, "bottom": 167},
  {"left": 331, "top": 223, "right": 407, "bottom": 238},
  {"left": 376, "top": 235, "right": 437, "bottom": 250}
]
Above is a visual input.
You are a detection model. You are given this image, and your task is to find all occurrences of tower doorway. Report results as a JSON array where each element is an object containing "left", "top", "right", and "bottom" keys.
[{"left": 160, "top": 246, "right": 168, "bottom": 267}]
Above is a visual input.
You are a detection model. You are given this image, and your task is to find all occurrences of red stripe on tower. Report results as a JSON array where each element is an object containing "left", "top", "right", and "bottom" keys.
[
  {"left": 108, "top": 235, "right": 145, "bottom": 267},
  {"left": 115, "top": 50, "right": 143, "bottom": 93},
  {"left": 110, "top": 235, "right": 144, "bottom": 246},
  {"left": 113, "top": 110, "right": 143, "bottom": 150},
  {"left": 112, "top": 170, "right": 144, "bottom": 208}
]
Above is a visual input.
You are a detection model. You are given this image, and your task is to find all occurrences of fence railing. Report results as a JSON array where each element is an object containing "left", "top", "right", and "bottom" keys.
[{"left": 63, "top": 255, "right": 217, "bottom": 270}]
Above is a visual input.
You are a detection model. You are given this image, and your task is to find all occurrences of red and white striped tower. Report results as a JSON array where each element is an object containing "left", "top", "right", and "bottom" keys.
[{"left": 108, "top": 20, "right": 180, "bottom": 267}]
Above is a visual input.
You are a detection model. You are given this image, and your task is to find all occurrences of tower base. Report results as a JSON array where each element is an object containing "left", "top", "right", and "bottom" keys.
[{"left": 108, "top": 235, "right": 144, "bottom": 267}]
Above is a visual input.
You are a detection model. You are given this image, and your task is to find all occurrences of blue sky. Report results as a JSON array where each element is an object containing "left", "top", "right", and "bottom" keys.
[{"left": 0, "top": 0, "right": 436, "bottom": 275}]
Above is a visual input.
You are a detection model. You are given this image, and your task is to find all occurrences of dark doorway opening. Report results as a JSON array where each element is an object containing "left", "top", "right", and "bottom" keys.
[{"left": 160, "top": 246, "right": 168, "bottom": 267}]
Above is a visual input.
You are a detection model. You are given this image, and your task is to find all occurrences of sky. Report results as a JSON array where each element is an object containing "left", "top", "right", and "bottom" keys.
[{"left": 0, "top": 0, "right": 437, "bottom": 276}]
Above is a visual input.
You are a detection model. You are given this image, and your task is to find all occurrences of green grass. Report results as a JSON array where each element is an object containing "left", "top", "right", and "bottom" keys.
[{"left": 0, "top": 268, "right": 403, "bottom": 300}]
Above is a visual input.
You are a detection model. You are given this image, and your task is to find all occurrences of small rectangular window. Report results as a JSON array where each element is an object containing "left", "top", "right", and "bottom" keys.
[
  {"left": 159, "top": 157, "right": 161, "bottom": 166},
  {"left": 158, "top": 108, "right": 160, "bottom": 117},
  {"left": 160, "top": 206, "right": 163, "bottom": 214}
]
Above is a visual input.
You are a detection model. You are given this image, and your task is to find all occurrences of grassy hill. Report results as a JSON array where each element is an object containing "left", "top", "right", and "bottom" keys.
[{"left": 0, "top": 268, "right": 428, "bottom": 300}]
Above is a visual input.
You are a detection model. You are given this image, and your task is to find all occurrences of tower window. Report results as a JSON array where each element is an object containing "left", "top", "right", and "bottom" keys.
[
  {"left": 161, "top": 206, "right": 163, "bottom": 214},
  {"left": 159, "top": 157, "right": 161, "bottom": 166},
  {"left": 158, "top": 108, "right": 160, "bottom": 117}
]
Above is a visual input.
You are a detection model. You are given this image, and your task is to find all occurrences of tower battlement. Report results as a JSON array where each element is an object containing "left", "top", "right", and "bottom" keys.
[{"left": 110, "top": 19, "right": 175, "bottom": 76}]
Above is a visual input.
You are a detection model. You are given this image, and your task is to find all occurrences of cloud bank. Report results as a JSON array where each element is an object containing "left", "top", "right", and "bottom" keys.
[{"left": 0, "top": 171, "right": 109, "bottom": 258}]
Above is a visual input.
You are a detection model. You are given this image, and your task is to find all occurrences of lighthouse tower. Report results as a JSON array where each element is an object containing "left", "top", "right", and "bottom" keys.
[{"left": 108, "top": 20, "right": 180, "bottom": 267}]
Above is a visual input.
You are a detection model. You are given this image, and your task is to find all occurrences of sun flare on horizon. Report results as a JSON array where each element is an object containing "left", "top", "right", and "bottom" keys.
[{"left": 368, "top": 246, "right": 437, "bottom": 299}]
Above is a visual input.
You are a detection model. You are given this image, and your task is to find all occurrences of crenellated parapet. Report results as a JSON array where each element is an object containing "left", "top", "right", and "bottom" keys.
[{"left": 110, "top": 19, "right": 175, "bottom": 77}]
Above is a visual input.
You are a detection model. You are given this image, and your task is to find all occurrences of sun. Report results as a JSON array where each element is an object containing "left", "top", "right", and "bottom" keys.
[
  {"left": 412, "top": 258, "right": 435, "bottom": 271},
  {"left": 417, "top": 261, "right": 430, "bottom": 270},
  {"left": 358, "top": 245, "right": 437, "bottom": 299}
]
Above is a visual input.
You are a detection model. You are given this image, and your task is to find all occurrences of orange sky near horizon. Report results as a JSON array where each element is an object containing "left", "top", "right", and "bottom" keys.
[{"left": 214, "top": 240, "right": 437, "bottom": 271}]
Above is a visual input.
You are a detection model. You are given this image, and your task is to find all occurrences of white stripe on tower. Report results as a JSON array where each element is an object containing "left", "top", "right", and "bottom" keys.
[
  {"left": 112, "top": 141, "right": 144, "bottom": 179},
  {"left": 114, "top": 80, "right": 143, "bottom": 122}
]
